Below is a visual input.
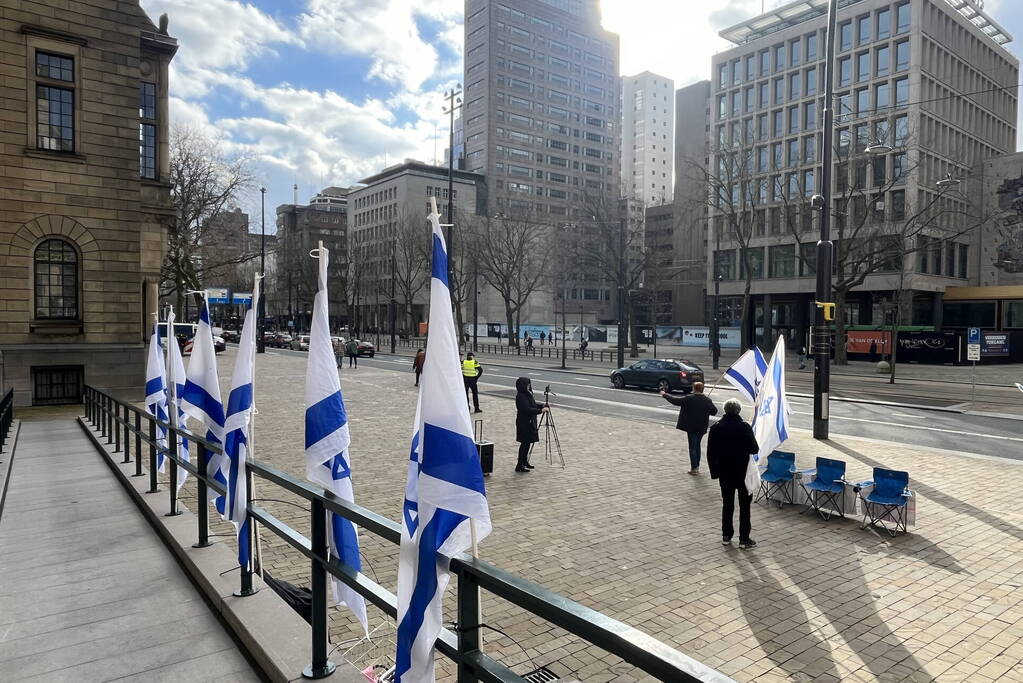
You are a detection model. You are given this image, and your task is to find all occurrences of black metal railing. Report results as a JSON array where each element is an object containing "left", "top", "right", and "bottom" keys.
[
  {"left": 83, "top": 385, "right": 724, "bottom": 682},
  {"left": 1, "top": 388, "right": 13, "bottom": 452},
  {"left": 396, "top": 338, "right": 619, "bottom": 364}
]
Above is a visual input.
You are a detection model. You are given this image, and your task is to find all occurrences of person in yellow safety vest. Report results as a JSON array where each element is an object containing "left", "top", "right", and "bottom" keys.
[{"left": 462, "top": 352, "right": 483, "bottom": 413}]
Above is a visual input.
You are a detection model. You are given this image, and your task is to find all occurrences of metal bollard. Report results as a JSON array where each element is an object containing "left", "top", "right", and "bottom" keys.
[{"left": 303, "top": 498, "right": 336, "bottom": 679}]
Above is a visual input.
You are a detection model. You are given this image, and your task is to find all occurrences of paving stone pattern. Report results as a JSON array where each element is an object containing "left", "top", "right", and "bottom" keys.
[{"left": 169, "top": 347, "right": 1023, "bottom": 682}]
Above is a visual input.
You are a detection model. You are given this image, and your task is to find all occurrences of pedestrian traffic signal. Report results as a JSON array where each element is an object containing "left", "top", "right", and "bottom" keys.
[{"left": 816, "top": 301, "right": 835, "bottom": 321}]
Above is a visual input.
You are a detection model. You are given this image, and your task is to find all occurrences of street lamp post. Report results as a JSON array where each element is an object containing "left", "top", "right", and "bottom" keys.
[
  {"left": 812, "top": 0, "right": 838, "bottom": 440},
  {"left": 442, "top": 86, "right": 462, "bottom": 278},
  {"left": 257, "top": 186, "right": 266, "bottom": 353},
  {"left": 389, "top": 239, "right": 397, "bottom": 354},
  {"left": 617, "top": 217, "right": 626, "bottom": 370},
  {"left": 711, "top": 216, "right": 722, "bottom": 370}
]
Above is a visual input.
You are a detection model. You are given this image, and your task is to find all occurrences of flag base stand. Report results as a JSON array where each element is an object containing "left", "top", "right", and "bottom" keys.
[
  {"left": 233, "top": 586, "right": 260, "bottom": 597},
  {"left": 191, "top": 541, "right": 213, "bottom": 548},
  {"left": 164, "top": 510, "right": 183, "bottom": 517},
  {"left": 302, "top": 661, "right": 336, "bottom": 679},
  {"left": 145, "top": 488, "right": 160, "bottom": 493}
]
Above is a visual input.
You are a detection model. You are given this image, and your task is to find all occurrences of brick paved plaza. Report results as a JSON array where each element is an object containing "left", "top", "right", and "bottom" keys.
[{"left": 180, "top": 348, "right": 1023, "bottom": 682}]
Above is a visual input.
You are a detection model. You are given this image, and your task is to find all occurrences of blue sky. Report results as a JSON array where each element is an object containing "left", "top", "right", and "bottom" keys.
[{"left": 140, "top": 0, "right": 1023, "bottom": 230}]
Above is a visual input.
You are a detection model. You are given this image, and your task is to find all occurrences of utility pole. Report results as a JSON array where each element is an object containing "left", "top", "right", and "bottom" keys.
[
  {"left": 812, "top": 0, "right": 838, "bottom": 440},
  {"left": 389, "top": 238, "right": 397, "bottom": 354},
  {"left": 472, "top": 262, "right": 479, "bottom": 352},
  {"left": 711, "top": 219, "right": 721, "bottom": 370},
  {"left": 257, "top": 186, "right": 266, "bottom": 353}
]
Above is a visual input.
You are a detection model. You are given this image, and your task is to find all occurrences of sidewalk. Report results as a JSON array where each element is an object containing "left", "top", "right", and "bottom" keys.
[
  {"left": 197, "top": 346, "right": 1023, "bottom": 682},
  {"left": 0, "top": 419, "right": 256, "bottom": 681}
]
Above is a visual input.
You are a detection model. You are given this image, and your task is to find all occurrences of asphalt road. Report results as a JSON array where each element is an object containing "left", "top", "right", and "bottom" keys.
[{"left": 269, "top": 348, "right": 1023, "bottom": 461}]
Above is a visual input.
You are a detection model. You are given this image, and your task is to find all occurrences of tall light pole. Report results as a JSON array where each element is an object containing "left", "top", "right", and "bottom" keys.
[
  {"left": 617, "top": 216, "right": 626, "bottom": 370},
  {"left": 257, "top": 186, "right": 266, "bottom": 353},
  {"left": 442, "top": 86, "right": 462, "bottom": 279},
  {"left": 389, "top": 238, "right": 397, "bottom": 354},
  {"left": 711, "top": 218, "right": 722, "bottom": 370},
  {"left": 812, "top": 0, "right": 838, "bottom": 440}
]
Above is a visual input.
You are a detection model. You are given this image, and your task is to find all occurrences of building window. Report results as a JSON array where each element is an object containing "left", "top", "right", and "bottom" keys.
[
  {"left": 34, "top": 238, "right": 79, "bottom": 319},
  {"left": 799, "top": 242, "right": 817, "bottom": 276},
  {"left": 958, "top": 244, "right": 968, "bottom": 278},
  {"left": 857, "top": 14, "right": 871, "bottom": 45},
  {"left": 877, "top": 8, "right": 891, "bottom": 40},
  {"left": 774, "top": 44, "right": 785, "bottom": 71},
  {"left": 876, "top": 45, "right": 890, "bottom": 77},
  {"left": 31, "top": 366, "right": 84, "bottom": 406},
  {"left": 838, "top": 57, "right": 851, "bottom": 87},
  {"left": 806, "top": 33, "right": 817, "bottom": 61},
  {"left": 895, "top": 3, "right": 910, "bottom": 34},
  {"left": 714, "top": 249, "right": 735, "bottom": 280},
  {"left": 740, "top": 247, "right": 765, "bottom": 279},
  {"left": 769, "top": 244, "right": 796, "bottom": 278},
  {"left": 839, "top": 22, "right": 852, "bottom": 51},
  {"left": 895, "top": 78, "right": 908, "bottom": 107},
  {"left": 790, "top": 39, "right": 801, "bottom": 66},
  {"left": 806, "top": 66, "right": 817, "bottom": 96},
  {"left": 789, "top": 73, "right": 801, "bottom": 100},
  {"left": 35, "top": 52, "right": 75, "bottom": 152},
  {"left": 139, "top": 83, "right": 157, "bottom": 179},
  {"left": 895, "top": 40, "right": 910, "bottom": 71}
]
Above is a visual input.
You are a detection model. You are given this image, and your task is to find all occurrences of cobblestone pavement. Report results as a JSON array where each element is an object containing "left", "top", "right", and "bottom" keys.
[{"left": 174, "top": 347, "right": 1023, "bottom": 683}]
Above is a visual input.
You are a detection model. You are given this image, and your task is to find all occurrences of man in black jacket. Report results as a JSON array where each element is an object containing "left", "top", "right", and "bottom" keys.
[
  {"left": 707, "top": 399, "right": 760, "bottom": 549},
  {"left": 660, "top": 381, "right": 717, "bottom": 475}
]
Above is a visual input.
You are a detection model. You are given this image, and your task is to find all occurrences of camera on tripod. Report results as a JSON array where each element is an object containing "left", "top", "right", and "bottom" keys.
[{"left": 535, "top": 384, "right": 563, "bottom": 468}]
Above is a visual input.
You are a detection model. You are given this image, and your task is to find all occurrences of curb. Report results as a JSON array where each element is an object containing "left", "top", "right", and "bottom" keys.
[
  {"left": 0, "top": 419, "right": 21, "bottom": 522},
  {"left": 75, "top": 417, "right": 363, "bottom": 683}
]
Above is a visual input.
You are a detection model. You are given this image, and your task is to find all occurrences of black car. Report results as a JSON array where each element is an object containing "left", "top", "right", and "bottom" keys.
[
  {"left": 356, "top": 340, "right": 375, "bottom": 357},
  {"left": 610, "top": 358, "right": 705, "bottom": 393}
]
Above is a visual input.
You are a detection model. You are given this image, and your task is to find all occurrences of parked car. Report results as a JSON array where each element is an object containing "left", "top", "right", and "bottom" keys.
[
  {"left": 262, "top": 331, "right": 275, "bottom": 346},
  {"left": 271, "top": 333, "right": 293, "bottom": 348},
  {"left": 609, "top": 358, "right": 704, "bottom": 393},
  {"left": 355, "top": 339, "right": 375, "bottom": 357},
  {"left": 222, "top": 329, "right": 240, "bottom": 343},
  {"left": 291, "top": 334, "right": 310, "bottom": 351},
  {"left": 213, "top": 334, "right": 226, "bottom": 353}
]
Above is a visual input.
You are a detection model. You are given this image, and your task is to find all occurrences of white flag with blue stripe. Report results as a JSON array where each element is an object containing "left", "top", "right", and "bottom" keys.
[
  {"left": 224, "top": 276, "right": 259, "bottom": 571},
  {"left": 304, "top": 244, "right": 369, "bottom": 635},
  {"left": 145, "top": 319, "right": 169, "bottom": 472},
  {"left": 396, "top": 199, "right": 492, "bottom": 683},
  {"left": 166, "top": 306, "right": 190, "bottom": 492},
  {"left": 723, "top": 347, "right": 767, "bottom": 404},
  {"left": 181, "top": 296, "right": 227, "bottom": 516},
  {"left": 748, "top": 335, "right": 790, "bottom": 492}
]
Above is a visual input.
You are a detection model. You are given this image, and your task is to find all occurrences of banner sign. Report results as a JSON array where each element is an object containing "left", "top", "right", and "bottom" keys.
[
  {"left": 232, "top": 292, "right": 252, "bottom": 305},
  {"left": 981, "top": 332, "right": 1010, "bottom": 356},
  {"left": 845, "top": 330, "right": 891, "bottom": 356},
  {"left": 896, "top": 331, "right": 958, "bottom": 364},
  {"left": 207, "top": 287, "right": 230, "bottom": 304},
  {"left": 678, "top": 326, "right": 741, "bottom": 349}
]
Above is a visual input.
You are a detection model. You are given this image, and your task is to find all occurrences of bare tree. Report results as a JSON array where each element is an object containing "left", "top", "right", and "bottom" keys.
[
  {"left": 163, "top": 126, "right": 255, "bottom": 314},
  {"left": 392, "top": 211, "right": 430, "bottom": 334},
  {"left": 468, "top": 212, "right": 553, "bottom": 346}
]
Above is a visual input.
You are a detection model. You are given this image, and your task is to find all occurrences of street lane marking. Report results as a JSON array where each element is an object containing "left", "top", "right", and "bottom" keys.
[{"left": 790, "top": 410, "right": 1023, "bottom": 443}]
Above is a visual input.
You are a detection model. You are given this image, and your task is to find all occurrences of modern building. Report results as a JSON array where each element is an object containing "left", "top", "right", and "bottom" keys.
[
  {"left": 347, "top": 159, "right": 486, "bottom": 336},
  {"left": 708, "top": 0, "right": 1017, "bottom": 346},
  {"left": 0, "top": 1, "right": 176, "bottom": 406},
  {"left": 462, "top": 0, "right": 621, "bottom": 324},
  {"left": 273, "top": 187, "right": 349, "bottom": 331},
  {"left": 672, "top": 80, "right": 713, "bottom": 325},
  {"left": 621, "top": 71, "right": 674, "bottom": 207}
]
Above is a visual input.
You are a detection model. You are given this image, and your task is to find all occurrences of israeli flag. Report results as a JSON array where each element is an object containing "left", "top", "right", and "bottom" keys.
[
  {"left": 723, "top": 347, "right": 768, "bottom": 404},
  {"left": 144, "top": 319, "right": 169, "bottom": 472},
  {"left": 166, "top": 306, "right": 190, "bottom": 492},
  {"left": 224, "top": 276, "right": 259, "bottom": 570},
  {"left": 181, "top": 295, "right": 227, "bottom": 516},
  {"left": 395, "top": 199, "right": 492, "bottom": 683},
  {"left": 748, "top": 335, "right": 790, "bottom": 492},
  {"left": 304, "top": 244, "right": 368, "bottom": 635}
]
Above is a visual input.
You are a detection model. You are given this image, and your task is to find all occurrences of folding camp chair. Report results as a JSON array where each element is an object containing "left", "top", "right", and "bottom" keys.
[
  {"left": 799, "top": 457, "right": 847, "bottom": 520},
  {"left": 860, "top": 467, "right": 911, "bottom": 536},
  {"left": 755, "top": 450, "right": 795, "bottom": 508}
]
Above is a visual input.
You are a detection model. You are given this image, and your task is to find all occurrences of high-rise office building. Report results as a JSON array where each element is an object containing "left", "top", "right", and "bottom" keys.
[
  {"left": 622, "top": 71, "right": 674, "bottom": 207},
  {"left": 463, "top": 0, "right": 621, "bottom": 324},
  {"left": 708, "top": 0, "right": 1017, "bottom": 346}
]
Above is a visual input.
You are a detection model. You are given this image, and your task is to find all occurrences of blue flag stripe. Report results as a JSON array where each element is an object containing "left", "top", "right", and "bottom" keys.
[
  {"left": 431, "top": 233, "right": 448, "bottom": 286},
  {"left": 420, "top": 423, "right": 486, "bottom": 495},
  {"left": 774, "top": 360, "right": 788, "bottom": 442},
  {"left": 305, "top": 390, "right": 348, "bottom": 448},
  {"left": 181, "top": 381, "right": 226, "bottom": 425},
  {"left": 225, "top": 382, "right": 253, "bottom": 418},
  {"left": 725, "top": 367, "right": 755, "bottom": 400},
  {"left": 331, "top": 514, "right": 362, "bottom": 569}
]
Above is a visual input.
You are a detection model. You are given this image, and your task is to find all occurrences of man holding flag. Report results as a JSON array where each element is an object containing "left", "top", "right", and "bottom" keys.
[
  {"left": 223, "top": 276, "right": 260, "bottom": 572},
  {"left": 722, "top": 347, "right": 767, "bottom": 405},
  {"left": 395, "top": 199, "right": 492, "bottom": 683},
  {"left": 181, "top": 294, "right": 227, "bottom": 516},
  {"left": 304, "top": 243, "right": 368, "bottom": 635}
]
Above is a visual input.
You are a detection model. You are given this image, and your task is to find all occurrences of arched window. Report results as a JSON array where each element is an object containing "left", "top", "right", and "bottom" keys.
[{"left": 34, "top": 238, "right": 78, "bottom": 319}]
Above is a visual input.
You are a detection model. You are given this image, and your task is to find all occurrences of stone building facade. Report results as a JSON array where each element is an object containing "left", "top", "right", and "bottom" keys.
[{"left": 0, "top": 1, "right": 176, "bottom": 406}]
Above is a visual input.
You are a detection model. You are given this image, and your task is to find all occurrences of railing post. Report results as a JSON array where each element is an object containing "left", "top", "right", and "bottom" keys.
[
  {"left": 193, "top": 443, "right": 211, "bottom": 548},
  {"left": 98, "top": 393, "right": 106, "bottom": 439},
  {"left": 147, "top": 419, "right": 160, "bottom": 493},
  {"left": 234, "top": 466, "right": 258, "bottom": 597},
  {"left": 120, "top": 404, "right": 129, "bottom": 463},
  {"left": 303, "top": 498, "right": 336, "bottom": 679},
  {"left": 106, "top": 395, "right": 114, "bottom": 444},
  {"left": 457, "top": 568, "right": 482, "bottom": 683},
  {"left": 166, "top": 429, "right": 181, "bottom": 516},
  {"left": 134, "top": 411, "right": 143, "bottom": 477}
]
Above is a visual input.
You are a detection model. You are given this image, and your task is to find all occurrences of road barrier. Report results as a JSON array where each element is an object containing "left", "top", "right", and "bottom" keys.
[
  {"left": 397, "top": 337, "right": 620, "bottom": 364},
  {"left": 83, "top": 385, "right": 726, "bottom": 682}
]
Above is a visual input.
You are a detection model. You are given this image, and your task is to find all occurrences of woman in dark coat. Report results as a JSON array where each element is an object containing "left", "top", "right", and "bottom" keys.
[{"left": 514, "top": 377, "right": 546, "bottom": 472}]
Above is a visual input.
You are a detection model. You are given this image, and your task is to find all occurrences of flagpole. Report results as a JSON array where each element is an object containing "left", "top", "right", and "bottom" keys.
[
  {"left": 706, "top": 355, "right": 741, "bottom": 396},
  {"left": 251, "top": 273, "right": 265, "bottom": 581},
  {"left": 165, "top": 303, "right": 178, "bottom": 493}
]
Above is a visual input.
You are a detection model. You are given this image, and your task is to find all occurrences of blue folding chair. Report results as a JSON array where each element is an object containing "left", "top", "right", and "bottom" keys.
[
  {"left": 860, "top": 467, "right": 911, "bottom": 536},
  {"left": 755, "top": 450, "right": 795, "bottom": 508},
  {"left": 799, "top": 457, "right": 847, "bottom": 520}
]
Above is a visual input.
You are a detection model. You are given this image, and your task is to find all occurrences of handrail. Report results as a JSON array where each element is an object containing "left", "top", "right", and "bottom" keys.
[
  {"left": 83, "top": 384, "right": 727, "bottom": 683},
  {"left": 0, "top": 388, "right": 13, "bottom": 453}
]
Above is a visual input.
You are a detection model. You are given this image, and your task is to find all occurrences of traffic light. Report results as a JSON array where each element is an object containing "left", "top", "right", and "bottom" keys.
[{"left": 816, "top": 301, "right": 836, "bottom": 321}]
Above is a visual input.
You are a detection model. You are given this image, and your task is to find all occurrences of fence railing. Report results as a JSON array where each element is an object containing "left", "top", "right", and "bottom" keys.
[
  {"left": 83, "top": 385, "right": 725, "bottom": 682},
  {"left": 1, "top": 388, "right": 13, "bottom": 452},
  {"left": 396, "top": 337, "right": 620, "bottom": 364}
]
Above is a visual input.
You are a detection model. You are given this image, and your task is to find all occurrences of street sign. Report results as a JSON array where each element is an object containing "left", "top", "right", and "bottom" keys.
[
  {"left": 967, "top": 343, "right": 981, "bottom": 361},
  {"left": 232, "top": 292, "right": 252, "bottom": 305},
  {"left": 968, "top": 327, "right": 980, "bottom": 344},
  {"left": 207, "top": 287, "right": 230, "bottom": 304}
]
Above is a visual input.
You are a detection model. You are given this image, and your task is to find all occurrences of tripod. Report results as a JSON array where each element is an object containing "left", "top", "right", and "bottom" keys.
[{"left": 534, "top": 385, "right": 564, "bottom": 468}]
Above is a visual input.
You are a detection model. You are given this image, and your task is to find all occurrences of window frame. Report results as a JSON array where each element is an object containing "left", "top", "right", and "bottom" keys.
[
  {"left": 33, "top": 237, "right": 81, "bottom": 321},
  {"left": 26, "top": 39, "right": 83, "bottom": 156}
]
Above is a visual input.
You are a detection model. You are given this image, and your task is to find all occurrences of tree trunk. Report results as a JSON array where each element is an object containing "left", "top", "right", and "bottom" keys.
[
  {"left": 834, "top": 287, "right": 848, "bottom": 365},
  {"left": 628, "top": 300, "right": 639, "bottom": 358},
  {"left": 504, "top": 300, "right": 516, "bottom": 348},
  {"left": 740, "top": 281, "right": 753, "bottom": 352}
]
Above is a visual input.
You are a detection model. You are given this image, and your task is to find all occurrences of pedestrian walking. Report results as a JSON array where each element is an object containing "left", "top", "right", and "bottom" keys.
[
  {"left": 525, "top": 334, "right": 533, "bottom": 349},
  {"left": 707, "top": 398, "right": 760, "bottom": 549},
  {"left": 539, "top": 331, "right": 546, "bottom": 344},
  {"left": 462, "top": 352, "right": 483, "bottom": 413},
  {"left": 660, "top": 381, "right": 718, "bottom": 474},
  {"left": 798, "top": 345, "right": 807, "bottom": 370},
  {"left": 514, "top": 377, "right": 546, "bottom": 472},
  {"left": 345, "top": 338, "right": 359, "bottom": 368},
  {"left": 412, "top": 348, "right": 425, "bottom": 386}
]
